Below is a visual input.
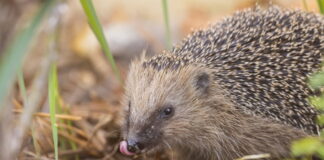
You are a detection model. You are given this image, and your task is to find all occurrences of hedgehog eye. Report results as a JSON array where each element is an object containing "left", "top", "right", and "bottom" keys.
[
  {"left": 164, "top": 108, "right": 172, "bottom": 115},
  {"left": 160, "top": 106, "right": 174, "bottom": 118}
]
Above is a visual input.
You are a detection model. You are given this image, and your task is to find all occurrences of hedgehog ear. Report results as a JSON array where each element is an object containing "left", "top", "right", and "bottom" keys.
[{"left": 193, "top": 72, "right": 210, "bottom": 96}]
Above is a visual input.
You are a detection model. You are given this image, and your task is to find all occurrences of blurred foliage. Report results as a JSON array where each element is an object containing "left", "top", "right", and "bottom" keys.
[
  {"left": 162, "top": 0, "right": 172, "bottom": 49},
  {"left": 318, "top": 0, "right": 324, "bottom": 13},
  {"left": 291, "top": 86, "right": 324, "bottom": 158},
  {"left": 292, "top": 72, "right": 324, "bottom": 159},
  {"left": 292, "top": 137, "right": 324, "bottom": 159},
  {"left": 302, "top": 0, "right": 309, "bottom": 11},
  {"left": 310, "top": 72, "right": 324, "bottom": 89},
  {"left": 0, "top": 0, "right": 54, "bottom": 110},
  {"left": 294, "top": 90, "right": 324, "bottom": 159}
]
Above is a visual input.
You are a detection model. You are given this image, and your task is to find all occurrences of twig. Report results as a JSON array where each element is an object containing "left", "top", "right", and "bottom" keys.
[
  {"left": 23, "top": 150, "right": 53, "bottom": 160},
  {"left": 74, "top": 120, "right": 105, "bottom": 154},
  {"left": 41, "top": 120, "right": 90, "bottom": 151},
  {"left": 102, "top": 144, "right": 119, "bottom": 160},
  {"left": 57, "top": 148, "right": 83, "bottom": 157},
  {"left": 13, "top": 109, "right": 83, "bottom": 121},
  {"left": 83, "top": 115, "right": 113, "bottom": 153},
  {"left": 88, "top": 115, "right": 112, "bottom": 141},
  {"left": 56, "top": 123, "right": 89, "bottom": 139},
  {"left": 12, "top": 98, "right": 23, "bottom": 109}
]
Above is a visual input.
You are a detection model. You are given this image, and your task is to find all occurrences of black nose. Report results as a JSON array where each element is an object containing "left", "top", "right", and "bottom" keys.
[{"left": 127, "top": 140, "right": 144, "bottom": 153}]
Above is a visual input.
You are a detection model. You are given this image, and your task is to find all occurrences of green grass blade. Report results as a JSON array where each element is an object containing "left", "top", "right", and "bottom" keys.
[
  {"left": 49, "top": 63, "right": 59, "bottom": 160},
  {"left": 318, "top": 0, "right": 324, "bottom": 14},
  {"left": 302, "top": 0, "right": 309, "bottom": 11},
  {"left": 80, "top": 0, "right": 121, "bottom": 82},
  {"left": 0, "top": 0, "right": 54, "bottom": 109},
  {"left": 18, "top": 70, "right": 43, "bottom": 157},
  {"left": 162, "top": 0, "right": 172, "bottom": 49},
  {"left": 31, "top": 122, "right": 41, "bottom": 158},
  {"left": 17, "top": 70, "right": 27, "bottom": 105}
]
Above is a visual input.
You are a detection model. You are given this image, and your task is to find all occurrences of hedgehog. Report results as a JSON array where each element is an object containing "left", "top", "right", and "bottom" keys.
[{"left": 119, "top": 6, "right": 324, "bottom": 160}]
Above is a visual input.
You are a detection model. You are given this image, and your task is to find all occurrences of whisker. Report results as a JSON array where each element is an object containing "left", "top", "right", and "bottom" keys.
[{"left": 163, "top": 140, "right": 174, "bottom": 160}]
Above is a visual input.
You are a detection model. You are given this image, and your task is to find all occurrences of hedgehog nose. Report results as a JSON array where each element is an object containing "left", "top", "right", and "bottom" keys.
[{"left": 127, "top": 139, "right": 144, "bottom": 153}]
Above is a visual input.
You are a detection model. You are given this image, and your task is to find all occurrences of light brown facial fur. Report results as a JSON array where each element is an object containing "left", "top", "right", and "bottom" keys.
[
  {"left": 121, "top": 57, "right": 308, "bottom": 160},
  {"left": 122, "top": 57, "right": 218, "bottom": 152}
]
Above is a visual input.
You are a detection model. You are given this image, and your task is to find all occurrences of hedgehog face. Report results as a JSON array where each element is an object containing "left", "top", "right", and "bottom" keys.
[{"left": 119, "top": 60, "right": 216, "bottom": 156}]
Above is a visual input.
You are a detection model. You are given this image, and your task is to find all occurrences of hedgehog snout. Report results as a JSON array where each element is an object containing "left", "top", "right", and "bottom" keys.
[
  {"left": 119, "top": 138, "right": 145, "bottom": 156},
  {"left": 120, "top": 124, "right": 163, "bottom": 156}
]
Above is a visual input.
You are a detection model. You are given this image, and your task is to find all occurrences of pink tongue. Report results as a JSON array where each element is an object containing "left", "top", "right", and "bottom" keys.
[{"left": 119, "top": 141, "right": 136, "bottom": 156}]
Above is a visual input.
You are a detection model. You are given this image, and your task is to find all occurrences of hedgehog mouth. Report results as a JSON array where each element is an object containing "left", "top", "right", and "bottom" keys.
[
  {"left": 119, "top": 139, "right": 161, "bottom": 156},
  {"left": 119, "top": 141, "right": 136, "bottom": 156}
]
